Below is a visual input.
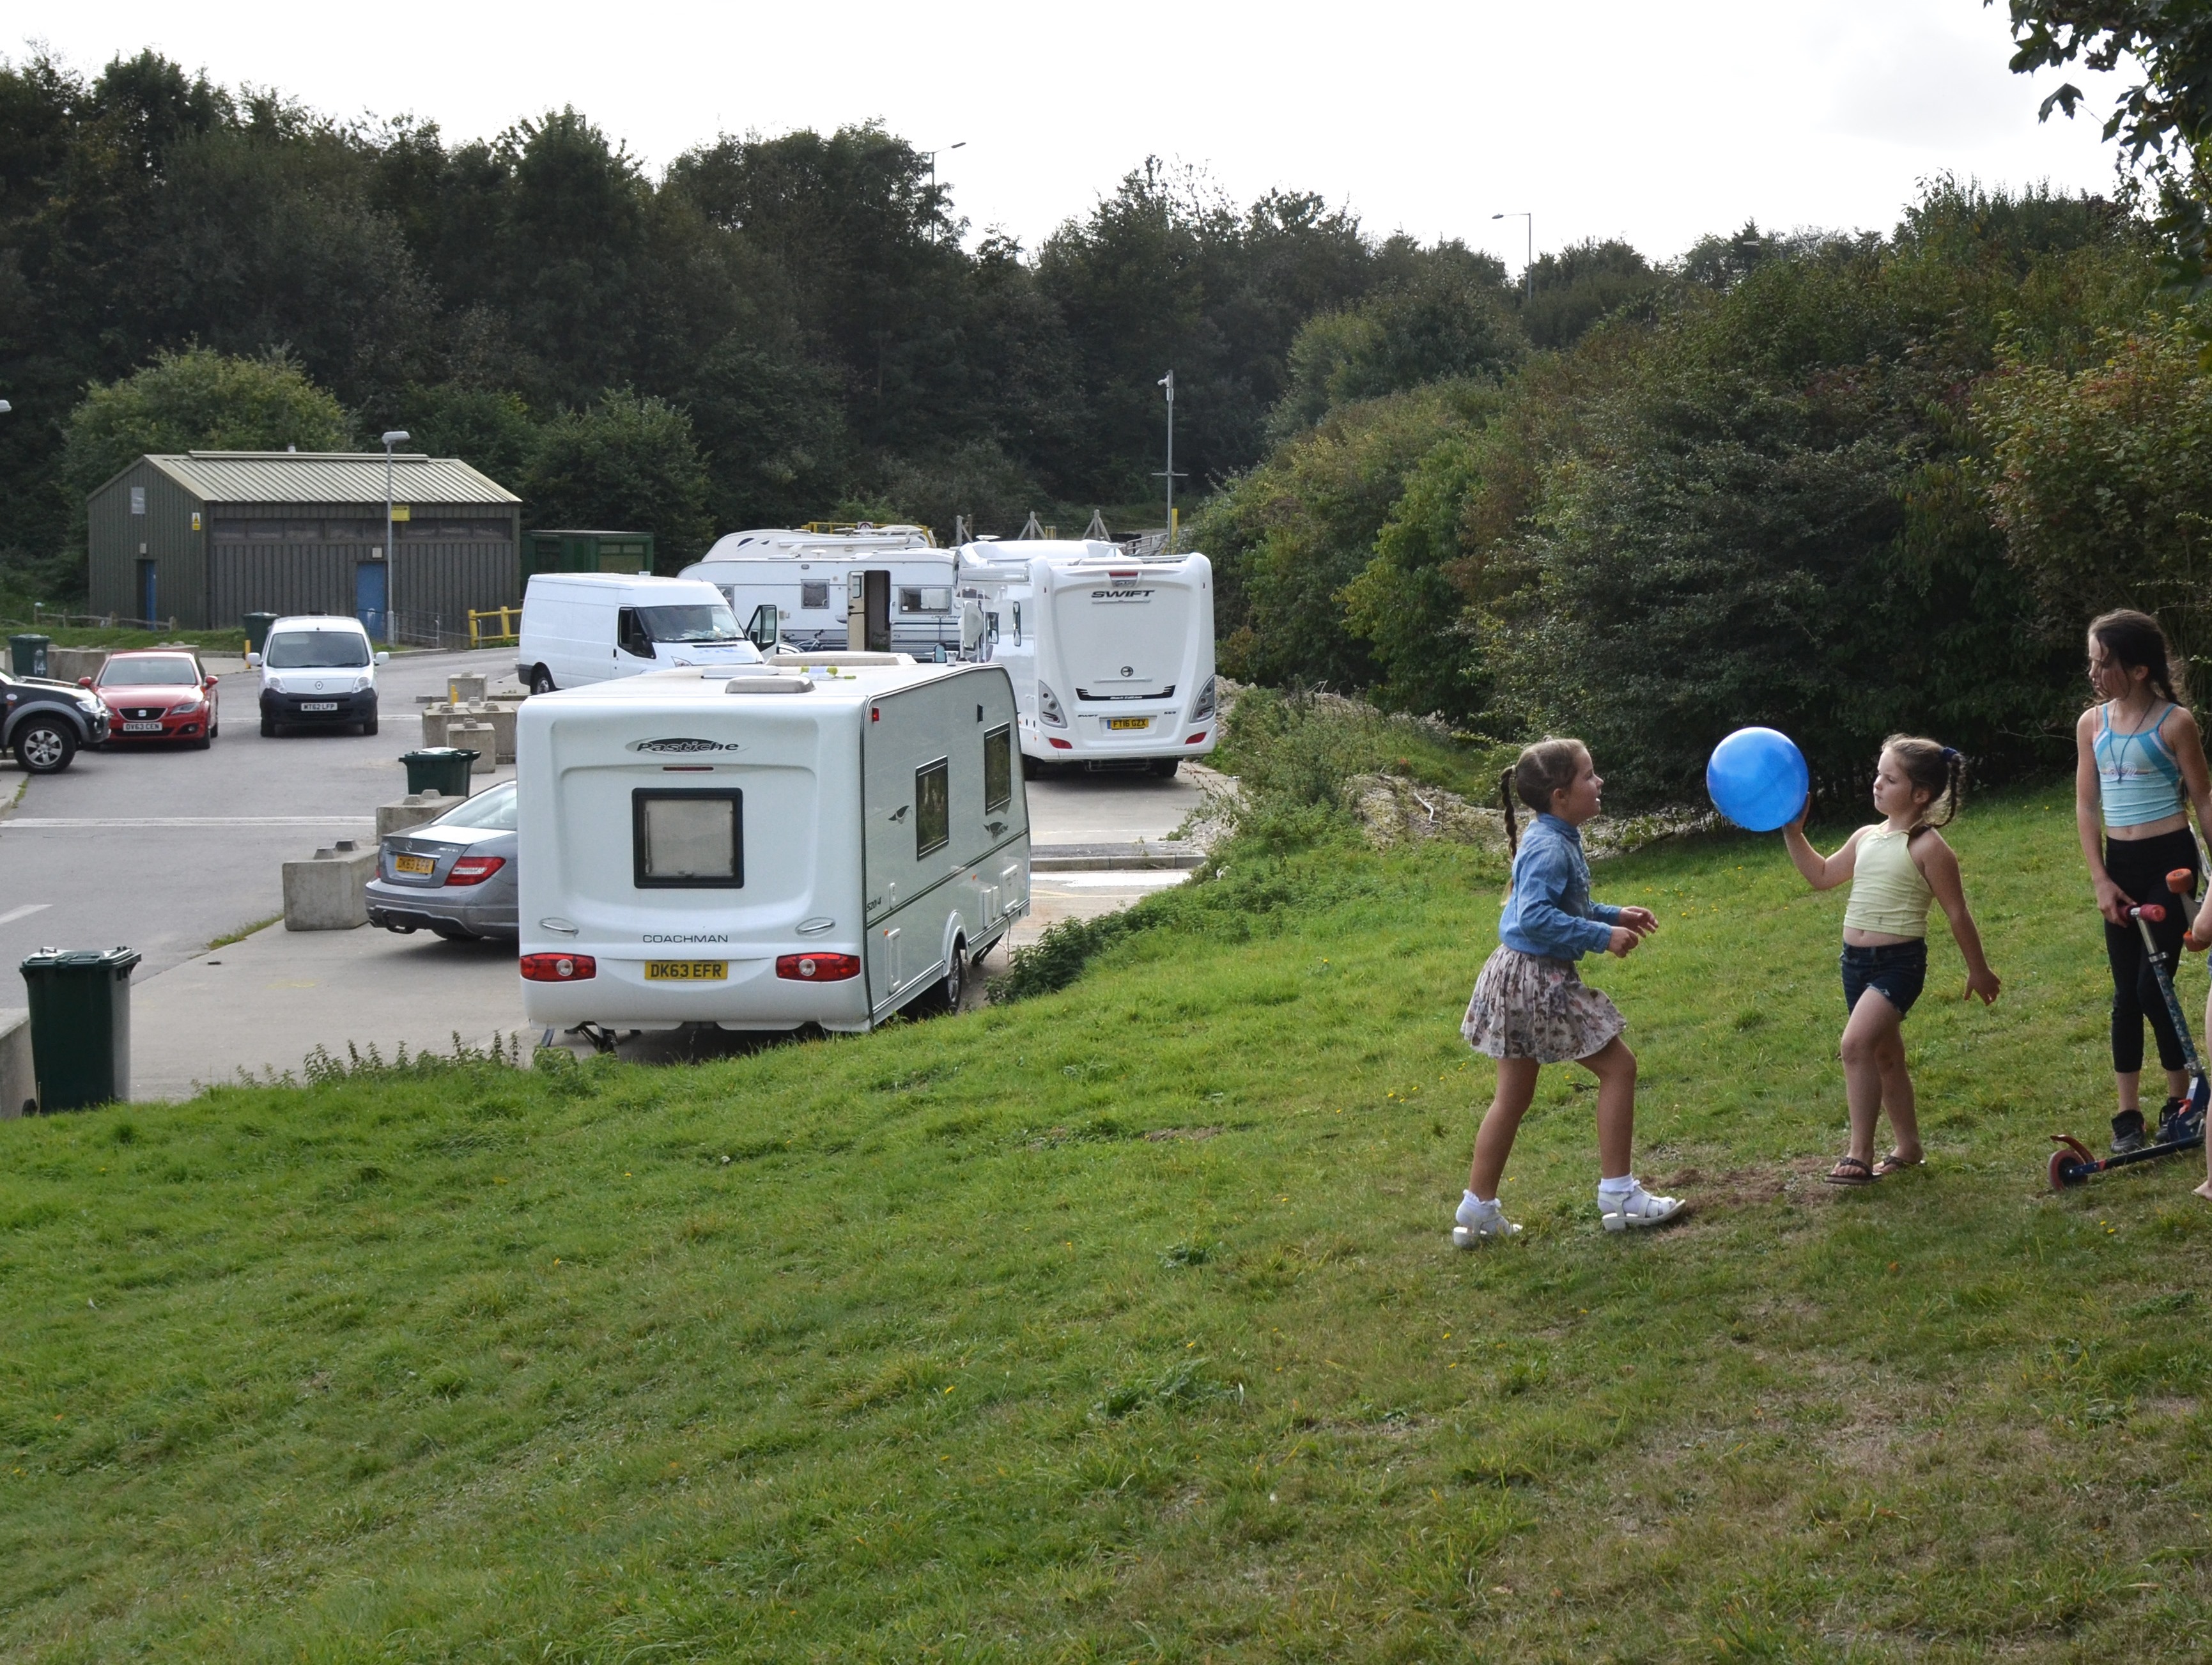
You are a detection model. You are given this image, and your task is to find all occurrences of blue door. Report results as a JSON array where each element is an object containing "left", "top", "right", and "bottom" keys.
[
  {"left": 355, "top": 561, "right": 388, "bottom": 641},
  {"left": 137, "top": 560, "right": 157, "bottom": 624}
]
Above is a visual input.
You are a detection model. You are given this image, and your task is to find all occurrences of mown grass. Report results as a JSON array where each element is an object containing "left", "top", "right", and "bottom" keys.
[{"left": 7, "top": 785, "right": 2212, "bottom": 1660}]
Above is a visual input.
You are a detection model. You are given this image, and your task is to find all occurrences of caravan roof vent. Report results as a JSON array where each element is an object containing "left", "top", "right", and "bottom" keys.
[{"left": 723, "top": 675, "right": 813, "bottom": 694}]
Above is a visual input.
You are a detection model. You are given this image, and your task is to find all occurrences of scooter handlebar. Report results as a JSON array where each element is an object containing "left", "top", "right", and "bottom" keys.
[{"left": 2133, "top": 904, "right": 2169, "bottom": 924}]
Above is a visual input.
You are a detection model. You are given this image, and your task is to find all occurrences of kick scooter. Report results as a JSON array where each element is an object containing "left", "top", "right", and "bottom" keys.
[{"left": 2050, "top": 867, "right": 2210, "bottom": 1189}]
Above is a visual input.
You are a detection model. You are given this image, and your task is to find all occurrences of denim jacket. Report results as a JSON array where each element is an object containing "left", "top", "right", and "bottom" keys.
[{"left": 1498, "top": 814, "right": 1620, "bottom": 961}]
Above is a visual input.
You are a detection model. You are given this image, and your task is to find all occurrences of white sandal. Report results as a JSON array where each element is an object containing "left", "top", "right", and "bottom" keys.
[
  {"left": 1451, "top": 1213, "right": 1522, "bottom": 1247},
  {"left": 1600, "top": 1185, "right": 1685, "bottom": 1232}
]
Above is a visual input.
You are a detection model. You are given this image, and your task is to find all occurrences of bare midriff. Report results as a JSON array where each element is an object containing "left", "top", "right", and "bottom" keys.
[{"left": 1844, "top": 926, "right": 1917, "bottom": 947}]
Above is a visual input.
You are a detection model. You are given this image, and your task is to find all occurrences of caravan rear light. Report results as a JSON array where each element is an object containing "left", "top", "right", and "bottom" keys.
[
  {"left": 1186, "top": 731, "right": 1208, "bottom": 745},
  {"left": 520, "top": 953, "right": 596, "bottom": 981},
  {"left": 445, "top": 855, "right": 507, "bottom": 886},
  {"left": 1048, "top": 736, "right": 1074, "bottom": 749},
  {"left": 777, "top": 952, "right": 860, "bottom": 980}
]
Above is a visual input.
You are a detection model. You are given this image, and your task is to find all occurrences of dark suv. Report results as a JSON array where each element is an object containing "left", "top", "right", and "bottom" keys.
[{"left": 1, "top": 670, "right": 111, "bottom": 773}]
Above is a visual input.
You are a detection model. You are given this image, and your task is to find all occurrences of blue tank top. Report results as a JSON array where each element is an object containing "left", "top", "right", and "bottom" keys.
[{"left": 2096, "top": 702, "right": 2186, "bottom": 828}]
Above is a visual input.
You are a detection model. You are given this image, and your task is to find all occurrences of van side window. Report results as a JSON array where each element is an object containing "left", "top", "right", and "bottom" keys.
[
  {"left": 983, "top": 725, "right": 1012, "bottom": 814},
  {"left": 801, "top": 582, "right": 830, "bottom": 610},
  {"left": 915, "top": 759, "right": 950, "bottom": 858},
  {"left": 632, "top": 789, "right": 743, "bottom": 887},
  {"left": 617, "top": 607, "right": 655, "bottom": 658},
  {"left": 1012, "top": 603, "right": 1022, "bottom": 644}
]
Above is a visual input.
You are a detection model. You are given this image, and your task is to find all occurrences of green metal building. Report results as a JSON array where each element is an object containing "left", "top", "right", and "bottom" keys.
[
  {"left": 86, "top": 451, "right": 521, "bottom": 642},
  {"left": 524, "top": 529, "right": 657, "bottom": 578}
]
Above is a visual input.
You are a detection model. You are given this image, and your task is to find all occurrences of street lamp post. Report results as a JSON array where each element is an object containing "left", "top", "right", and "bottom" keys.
[
  {"left": 382, "top": 430, "right": 410, "bottom": 643},
  {"left": 1153, "top": 371, "right": 1186, "bottom": 554},
  {"left": 1493, "top": 211, "right": 1533, "bottom": 303},
  {"left": 922, "top": 141, "right": 965, "bottom": 201}
]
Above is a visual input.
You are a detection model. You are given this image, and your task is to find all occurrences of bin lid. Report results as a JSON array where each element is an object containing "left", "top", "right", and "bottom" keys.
[
  {"left": 20, "top": 945, "right": 141, "bottom": 975},
  {"left": 402, "top": 747, "right": 477, "bottom": 760},
  {"left": 10, "top": 632, "right": 50, "bottom": 645}
]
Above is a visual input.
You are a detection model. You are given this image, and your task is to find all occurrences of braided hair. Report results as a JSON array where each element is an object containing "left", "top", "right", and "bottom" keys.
[
  {"left": 1498, "top": 737, "right": 1588, "bottom": 856},
  {"left": 2090, "top": 608, "right": 2190, "bottom": 708},
  {"left": 1882, "top": 734, "right": 1964, "bottom": 833}
]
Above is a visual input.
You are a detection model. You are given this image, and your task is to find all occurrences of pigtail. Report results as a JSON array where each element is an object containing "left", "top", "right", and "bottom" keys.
[
  {"left": 1499, "top": 767, "right": 1520, "bottom": 856},
  {"left": 1935, "top": 747, "right": 1965, "bottom": 829}
]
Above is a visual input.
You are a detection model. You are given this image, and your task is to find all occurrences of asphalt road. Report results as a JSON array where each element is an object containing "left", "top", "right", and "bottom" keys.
[{"left": 0, "top": 648, "right": 516, "bottom": 982}]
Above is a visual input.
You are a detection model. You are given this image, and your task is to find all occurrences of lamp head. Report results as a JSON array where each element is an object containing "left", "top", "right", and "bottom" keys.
[
  {"left": 381, "top": 429, "right": 410, "bottom": 446},
  {"left": 0, "top": 399, "right": 12, "bottom": 414}
]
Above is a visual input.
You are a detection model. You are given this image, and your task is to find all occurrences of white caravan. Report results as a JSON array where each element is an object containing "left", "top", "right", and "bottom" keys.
[
  {"left": 516, "top": 573, "right": 763, "bottom": 693},
  {"left": 955, "top": 540, "right": 1217, "bottom": 774},
  {"left": 516, "top": 654, "right": 1030, "bottom": 1036},
  {"left": 680, "top": 525, "right": 960, "bottom": 656}
]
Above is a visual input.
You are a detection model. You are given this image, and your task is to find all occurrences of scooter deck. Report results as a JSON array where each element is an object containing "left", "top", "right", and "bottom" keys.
[{"left": 2048, "top": 1106, "right": 2207, "bottom": 1189}]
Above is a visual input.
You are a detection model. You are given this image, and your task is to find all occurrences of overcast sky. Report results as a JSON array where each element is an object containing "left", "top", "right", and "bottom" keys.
[{"left": 20, "top": 0, "right": 2130, "bottom": 270}]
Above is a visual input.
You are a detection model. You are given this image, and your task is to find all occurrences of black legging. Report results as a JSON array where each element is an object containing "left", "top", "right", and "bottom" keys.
[{"left": 2105, "top": 827, "right": 2202, "bottom": 1075}]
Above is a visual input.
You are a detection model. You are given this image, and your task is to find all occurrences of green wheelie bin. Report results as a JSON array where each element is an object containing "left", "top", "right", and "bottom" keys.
[
  {"left": 19, "top": 946, "right": 140, "bottom": 1112},
  {"left": 400, "top": 747, "right": 477, "bottom": 798},
  {"left": 243, "top": 612, "right": 279, "bottom": 656},
  {"left": 9, "top": 633, "right": 50, "bottom": 678}
]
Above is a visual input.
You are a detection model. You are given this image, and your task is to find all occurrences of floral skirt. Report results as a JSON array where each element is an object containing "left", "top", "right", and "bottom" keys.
[{"left": 1461, "top": 944, "right": 1625, "bottom": 1062}]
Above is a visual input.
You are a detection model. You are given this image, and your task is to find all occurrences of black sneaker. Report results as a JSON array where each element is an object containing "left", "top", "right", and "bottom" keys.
[
  {"left": 2156, "top": 1097, "right": 2190, "bottom": 1145},
  {"left": 2112, "top": 1108, "right": 2148, "bottom": 1156}
]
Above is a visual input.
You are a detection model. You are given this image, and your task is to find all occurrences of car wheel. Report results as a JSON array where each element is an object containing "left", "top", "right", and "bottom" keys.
[
  {"left": 362, "top": 716, "right": 379, "bottom": 736},
  {"left": 530, "top": 667, "right": 556, "bottom": 695},
  {"left": 261, "top": 714, "right": 278, "bottom": 738},
  {"left": 208, "top": 720, "right": 219, "bottom": 739},
  {"left": 1149, "top": 757, "right": 1180, "bottom": 778},
  {"left": 192, "top": 733, "right": 212, "bottom": 750},
  {"left": 13, "top": 720, "right": 77, "bottom": 774}
]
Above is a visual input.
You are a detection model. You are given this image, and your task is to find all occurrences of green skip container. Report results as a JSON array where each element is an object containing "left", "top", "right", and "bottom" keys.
[
  {"left": 400, "top": 747, "right": 478, "bottom": 798},
  {"left": 19, "top": 946, "right": 140, "bottom": 1112}
]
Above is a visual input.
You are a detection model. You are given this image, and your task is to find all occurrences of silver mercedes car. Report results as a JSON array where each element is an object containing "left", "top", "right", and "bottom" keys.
[{"left": 366, "top": 780, "right": 518, "bottom": 941}]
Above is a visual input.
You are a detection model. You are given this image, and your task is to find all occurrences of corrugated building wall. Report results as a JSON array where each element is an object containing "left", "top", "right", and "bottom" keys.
[{"left": 87, "top": 460, "right": 208, "bottom": 625}]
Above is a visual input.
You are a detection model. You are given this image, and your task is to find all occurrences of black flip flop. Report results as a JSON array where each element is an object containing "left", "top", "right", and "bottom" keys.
[{"left": 1823, "top": 1155, "right": 1876, "bottom": 1186}]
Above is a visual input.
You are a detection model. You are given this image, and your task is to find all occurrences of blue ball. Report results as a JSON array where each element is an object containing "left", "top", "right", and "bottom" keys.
[{"left": 1706, "top": 727, "right": 1809, "bottom": 832}]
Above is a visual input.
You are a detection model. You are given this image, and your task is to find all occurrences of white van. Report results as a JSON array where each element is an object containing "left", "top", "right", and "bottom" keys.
[
  {"left": 249, "top": 614, "right": 390, "bottom": 737},
  {"left": 516, "top": 654, "right": 1030, "bottom": 1036},
  {"left": 681, "top": 527, "right": 959, "bottom": 656},
  {"left": 516, "top": 574, "right": 764, "bottom": 694},
  {"left": 955, "top": 541, "right": 1217, "bottom": 774}
]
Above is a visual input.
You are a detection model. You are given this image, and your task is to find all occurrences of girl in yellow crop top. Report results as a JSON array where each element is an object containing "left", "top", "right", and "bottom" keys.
[{"left": 1783, "top": 736, "right": 2001, "bottom": 1187}]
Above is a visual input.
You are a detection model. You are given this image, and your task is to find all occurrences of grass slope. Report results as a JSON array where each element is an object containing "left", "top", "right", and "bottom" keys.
[{"left": 6, "top": 786, "right": 2212, "bottom": 1661}]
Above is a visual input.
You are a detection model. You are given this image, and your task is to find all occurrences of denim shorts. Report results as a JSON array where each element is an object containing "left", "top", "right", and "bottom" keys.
[{"left": 1841, "top": 939, "right": 1928, "bottom": 1018}]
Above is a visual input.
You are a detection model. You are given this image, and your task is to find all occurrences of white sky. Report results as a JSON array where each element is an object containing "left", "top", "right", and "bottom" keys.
[{"left": 16, "top": 0, "right": 2129, "bottom": 272}]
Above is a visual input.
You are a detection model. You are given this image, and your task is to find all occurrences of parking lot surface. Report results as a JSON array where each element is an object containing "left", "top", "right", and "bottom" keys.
[{"left": 0, "top": 657, "right": 1219, "bottom": 1100}]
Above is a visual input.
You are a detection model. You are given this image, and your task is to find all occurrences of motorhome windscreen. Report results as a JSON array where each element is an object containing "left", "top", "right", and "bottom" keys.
[
  {"left": 632, "top": 789, "right": 744, "bottom": 888},
  {"left": 984, "top": 725, "right": 1012, "bottom": 814},
  {"left": 915, "top": 759, "right": 950, "bottom": 858},
  {"left": 638, "top": 604, "right": 747, "bottom": 645},
  {"left": 266, "top": 631, "right": 370, "bottom": 669}
]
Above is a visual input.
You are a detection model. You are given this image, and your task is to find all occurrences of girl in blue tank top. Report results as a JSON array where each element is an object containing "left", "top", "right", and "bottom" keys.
[{"left": 2076, "top": 610, "right": 2212, "bottom": 1158}]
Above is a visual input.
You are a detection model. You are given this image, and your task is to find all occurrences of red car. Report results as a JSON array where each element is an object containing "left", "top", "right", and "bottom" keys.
[{"left": 85, "top": 650, "right": 220, "bottom": 748}]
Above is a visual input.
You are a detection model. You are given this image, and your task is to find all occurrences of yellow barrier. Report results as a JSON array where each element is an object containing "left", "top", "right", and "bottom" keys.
[{"left": 468, "top": 605, "right": 522, "bottom": 648}]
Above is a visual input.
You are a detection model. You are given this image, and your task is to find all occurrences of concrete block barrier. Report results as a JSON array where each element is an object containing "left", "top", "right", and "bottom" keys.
[
  {"left": 376, "top": 791, "right": 454, "bottom": 840},
  {"left": 449, "top": 722, "right": 497, "bottom": 773},
  {"left": 0, "top": 1007, "right": 31, "bottom": 1118},
  {"left": 419, "top": 708, "right": 452, "bottom": 748},
  {"left": 46, "top": 646, "right": 108, "bottom": 685},
  {"left": 283, "top": 840, "right": 376, "bottom": 931}
]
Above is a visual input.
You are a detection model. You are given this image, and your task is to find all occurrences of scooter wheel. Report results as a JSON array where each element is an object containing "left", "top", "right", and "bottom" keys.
[{"left": 2049, "top": 1147, "right": 2087, "bottom": 1191}]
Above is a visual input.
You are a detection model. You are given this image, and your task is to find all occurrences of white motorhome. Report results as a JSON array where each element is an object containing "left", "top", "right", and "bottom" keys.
[
  {"left": 516, "top": 573, "right": 763, "bottom": 693},
  {"left": 516, "top": 654, "right": 1029, "bottom": 1036},
  {"left": 679, "top": 525, "right": 959, "bottom": 656},
  {"left": 955, "top": 540, "right": 1217, "bottom": 775}
]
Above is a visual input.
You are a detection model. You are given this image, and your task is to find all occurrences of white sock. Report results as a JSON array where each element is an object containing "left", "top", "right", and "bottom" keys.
[
  {"left": 1597, "top": 1176, "right": 1639, "bottom": 1207},
  {"left": 1457, "top": 1189, "right": 1502, "bottom": 1226}
]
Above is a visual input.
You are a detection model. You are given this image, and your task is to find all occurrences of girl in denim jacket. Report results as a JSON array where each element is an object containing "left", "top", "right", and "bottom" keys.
[{"left": 1454, "top": 738, "right": 1685, "bottom": 1243}]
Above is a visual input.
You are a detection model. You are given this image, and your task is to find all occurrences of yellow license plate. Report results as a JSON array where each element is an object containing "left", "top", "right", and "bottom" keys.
[
  {"left": 646, "top": 960, "right": 727, "bottom": 980},
  {"left": 394, "top": 854, "right": 435, "bottom": 874},
  {"left": 1108, "top": 716, "right": 1150, "bottom": 731}
]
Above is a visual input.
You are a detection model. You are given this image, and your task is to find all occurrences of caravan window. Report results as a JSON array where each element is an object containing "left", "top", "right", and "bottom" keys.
[
  {"left": 915, "top": 759, "right": 950, "bottom": 859},
  {"left": 984, "top": 725, "right": 1012, "bottom": 814},
  {"left": 898, "top": 587, "right": 952, "bottom": 614},
  {"left": 801, "top": 582, "right": 831, "bottom": 610},
  {"left": 632, "top": 789, "right": 743, "bottom": 888}
]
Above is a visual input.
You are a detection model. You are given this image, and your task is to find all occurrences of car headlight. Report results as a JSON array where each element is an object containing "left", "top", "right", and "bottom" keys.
[
  {"left": 171, "top": 696, "right": 203, "bottom": 715},
  {"left": 1187, "top": 675, "right": 1217, "bottom": 723},
  {"left": 1037, "top": 681, "right": 1067, "bottom": 727},
  {"left": 354, "top": 676, "right": 374, "bottom": 693}
]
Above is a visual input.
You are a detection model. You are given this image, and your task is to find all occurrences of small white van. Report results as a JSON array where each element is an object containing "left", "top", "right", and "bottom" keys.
[
  {"left": 517, "top": 654, "right": 1030, "bottom": 1035},
  {"left": 249, "top": 614, "right": 390, "bottom": 737},
  {"left": 955, "top": 541, "right": 1217, "bottom": 774},
  {"left": 681, "top": 526, "right": 959, "bottom": 656},
  {"left": 516, "top": 574, "right": 764, "bottom": 694}
]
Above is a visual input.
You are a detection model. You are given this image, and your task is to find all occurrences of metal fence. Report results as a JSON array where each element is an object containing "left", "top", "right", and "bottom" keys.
[{"left": 24, "top": 604, "right": 182, "bottom": 634}]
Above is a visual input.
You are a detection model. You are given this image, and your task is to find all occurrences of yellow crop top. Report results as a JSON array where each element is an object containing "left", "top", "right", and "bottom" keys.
[{"left": 1843, "top": 825, "right": 1933, "bottom": 938}]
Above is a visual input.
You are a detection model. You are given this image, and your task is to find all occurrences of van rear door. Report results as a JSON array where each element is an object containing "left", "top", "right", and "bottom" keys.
[{"left": 1048, "top": 569, "right": 1195, "bottom": 702}]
